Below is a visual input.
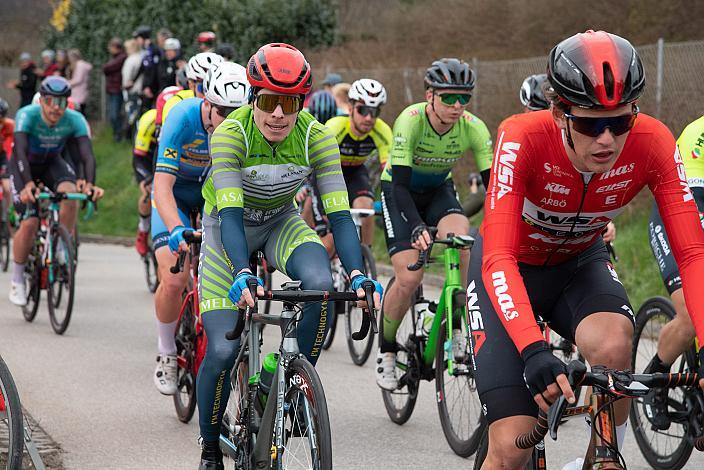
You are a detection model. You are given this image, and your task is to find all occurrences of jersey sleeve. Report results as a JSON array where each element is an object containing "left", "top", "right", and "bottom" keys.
[
  {"left": 648, "top": 125, "right": 704, "bottom": 344},
  {"left": 155, "top": 103, "right": 188, "bottom": 176},
  {"left": 14, "top": 107, "right": 31, "bottom": 134},
  {"left": 373, "top": 119, "right": 393, "bottom": 166},
  {"left": 465, "top": 113, "right": 494, "bottom": 172},
  {"left": 481, "top": 118, "right": 544, "bottom": 353},
  {"left": 308, "top": 122, "right": 350, "bottom": 214},
  {"left": 68, "top": 110, "right": 90, "bottom": 138},
  {"left": 388, "top": 108, "right": 422, "bottom": 169},
  {"left": 209, "top": 119, "right": 245, "bottom": 210},
  {"left": 134, "top": 110, "right": 157, "bottom": 157}
]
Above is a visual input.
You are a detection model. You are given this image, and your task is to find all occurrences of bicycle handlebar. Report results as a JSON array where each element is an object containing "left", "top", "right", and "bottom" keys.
[
  {"left": 351, "top": 281, "right": 378, "bottom": 341},
  {"left": 169, "top": 231, "right": 202, "bottom": 273},
  {"left": 516, "top": 360, "right": 701, "bottom": 449},
  {"left": 407, "top": 228, "right": 474, "bottom": 271}
]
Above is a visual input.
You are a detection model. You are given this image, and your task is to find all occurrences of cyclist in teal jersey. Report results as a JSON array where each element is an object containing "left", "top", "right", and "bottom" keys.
[
  {"left": 150, "top": 62, "right": 250, "bottom": 396},
  {"left": 7, "top": 76, "right": 97, "bottom": 306},
  {"left": 196, "top": 43, "right": 382, "bottom": 469},
  {"left": 376, "top": 58, "right": 493, "bottom": 390}
]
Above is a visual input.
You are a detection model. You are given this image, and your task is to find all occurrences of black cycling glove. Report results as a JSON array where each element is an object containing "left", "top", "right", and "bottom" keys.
[{"left": 521, "top": 340, "right": 567, "bottom": 397}]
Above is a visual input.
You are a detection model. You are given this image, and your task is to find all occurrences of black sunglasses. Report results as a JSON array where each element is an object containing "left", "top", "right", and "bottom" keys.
[
  {"left": 564, "top": 105, "right": 639, "bottom": 137},
  {"left": 355, "top": 105, "right": 380, "bottom": 118}
]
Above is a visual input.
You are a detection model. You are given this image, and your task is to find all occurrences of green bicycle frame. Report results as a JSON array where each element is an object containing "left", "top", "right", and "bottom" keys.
[{"left": 422, "top": 241, "right": 467, "bottom": 375}]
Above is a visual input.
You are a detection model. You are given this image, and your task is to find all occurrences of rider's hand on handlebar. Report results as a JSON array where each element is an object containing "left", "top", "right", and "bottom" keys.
[
  {"left": 350, "top": 272, "right": 382, "bottom": 310},
  {"left": 85, "top": 183, "right": 104, "bottom": 201},
  {"left": 228, "top": 271, "right": 265, "bottom": 308},
  {"left": 20, "top": 181, "right": 37, "bottom": 204},
  {"left": 295, "top": 186, "right": 308, "bottom": 203},
  {"left": 410, "top": 224, "right": 433, "bottom": 251},
  {"left": 602, "top": 221, "right": 616, "bottom": 243},
  {"left": 521, "top": 341, "right": 575, "bottom": 412},
  {"left": 168, "top": 226, "right": 194, "bottom": 254}
]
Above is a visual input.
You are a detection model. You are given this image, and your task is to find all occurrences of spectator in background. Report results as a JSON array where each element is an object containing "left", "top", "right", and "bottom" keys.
[
  {"left": 197, "top": 31, "right": 217, "bottom": 52},
  {"left": 67, "top": 49, "right": 93, "bottom": 115},
  {"left": 5, "top": 52, "right": 39, "bottom": 108},
  {"left": 321, "top": 72, "right": 342, "bottom": 92},
  {"left": 155, "top": 38, "right": 182, "bottom": 94},
  {"left": 55, "top": 49, "right": 69, "bottom": 77},
  {"left": 332, "top": 82, "right": 351, "bottom": 115},
  {"left": 103, "top": 37, "right": 127, "bottom": 141},
  {"left": 214, "top": 43, "right": 236, "bottom": 61},
  {"left": 156, "top": 28, "right": 172, "bottom": 50},
  {"left": 133, "top": 25, "right": 159, "bottom": 110},
  {"left": 40, "top": 50, "right": 59, "bottom": 77},
  {"left": 122, "top": 39, "right": 144, "bottom": 137}
]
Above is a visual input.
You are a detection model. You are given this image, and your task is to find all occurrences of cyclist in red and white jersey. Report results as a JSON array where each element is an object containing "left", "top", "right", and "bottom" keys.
[{"left": 468, "top": 30, "right": 704, "bottom": 469}]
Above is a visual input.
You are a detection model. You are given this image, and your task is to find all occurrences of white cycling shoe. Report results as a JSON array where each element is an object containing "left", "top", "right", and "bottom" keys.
[
  {"left": 375, "top": 351, "right": 398, "bottom": 391},
  {"left": 9, "top": 281, "right": 27, "bottom": 306},
  {"left": 153, "top": 354, "right": 178, "bottom": 395}
]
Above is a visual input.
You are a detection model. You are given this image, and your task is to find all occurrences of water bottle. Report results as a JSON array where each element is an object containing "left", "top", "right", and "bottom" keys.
[
  {"left": 256, "top": 352, "right": 278, "bottom": 409},
  {"left": 415, "top": 302, "right": 433, "bottom": 338}
]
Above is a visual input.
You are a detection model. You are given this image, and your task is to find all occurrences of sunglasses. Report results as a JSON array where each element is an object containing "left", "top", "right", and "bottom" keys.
[
  {"left": 214, "top": 105, "right": 236, "bottom": 118},
  {"left": 355, "top": 105, "right": 380, "bottom": 118},
  {"left": 255, "top": 94, "right": 302, "bottom": 114},
  {"left": 438, "top": 93, "right": 471, "bottom": 106},
  {"left": 564, "top": 107, "right": 638, "bottom": 137},
  {"left": 42, "top": 96, "right": 68, "bottom": 109}
]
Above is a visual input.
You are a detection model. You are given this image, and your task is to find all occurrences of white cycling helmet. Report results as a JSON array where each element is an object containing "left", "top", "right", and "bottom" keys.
[
  {"left": 203, "top": 62, "right": 250, "bottom": 108},
  {"left": 186, "top": 52, "right": 224, "bottom": 81},
  {"left": 348, "top": 78, "right": 387, "bottom": 107}
]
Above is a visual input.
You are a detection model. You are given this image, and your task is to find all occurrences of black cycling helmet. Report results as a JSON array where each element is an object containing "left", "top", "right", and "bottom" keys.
[
  {"left": 0, "top": 98, "right": 9, "bottom": 118},
  {"left": 547, "top": 30, "right": 645, "bottom": 109},
  {"left": 307, "top": 90, "right": 337, "bottom": 124},
  {"left": 519, "top": 74, "right": 550, "bottom": 111},
  {"left": 214, "top": 43, "right": 236, "bottom": 61},
  {"left": 39, "top": 76, "right": 71, "bottom": 97},
  {"left": 424, "top": 58, "right": 475, "bottom": 91}
]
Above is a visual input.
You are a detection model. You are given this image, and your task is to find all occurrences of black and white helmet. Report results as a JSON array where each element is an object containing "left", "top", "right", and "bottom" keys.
[
  {"left": 203, "top": 62, "right": 250, "bottom": 108},
  {"left": 348, "top": 79, "right": 387, "bottom": 107},
  {"left": 424, "top": 58, "right": 475, "bottom": 91},
  {"left": 186, "top": 52, "right": 224, "bottom": 81},
  {"left": 519, "top": 74, "right": 550, "bottom": 111}
]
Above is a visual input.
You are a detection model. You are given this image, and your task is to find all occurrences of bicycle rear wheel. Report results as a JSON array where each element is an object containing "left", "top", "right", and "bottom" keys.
[
  {"left": 0, "top": 355, "right": 24, "bottom": 470},
  {"left": 435, "top": 305, "right": 484, "bottom": 457},
  {"left": 144, "top": 244, "right": 159, "bottom": 293},
  {"left": 344, "top": 245, "right": 377, "bottom": 365},
  {"left": 0, "top": 220, "right": 9, "bottom": 272},
  {"left": 630, "top": 296, "right": 693, "bottom": 470},
  {"left": 380, "top": 277, "right": 420, "bottom": 425},
  {"left": 22, "top": 249, "right": 41, "bottom": 322},
  {"left": 276, "top": 357, "right": 332, "bottom": 470},
  {"left": 173, "top": 301, "right": 197, "bottom": 423},
  {"left": 46, "top": 224, "right": 76, "bottom": 335}
]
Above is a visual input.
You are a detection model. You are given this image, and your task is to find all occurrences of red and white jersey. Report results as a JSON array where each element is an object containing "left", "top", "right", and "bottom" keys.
[{"left": 481, "top": 110, "right": 704, "bottom": 352}]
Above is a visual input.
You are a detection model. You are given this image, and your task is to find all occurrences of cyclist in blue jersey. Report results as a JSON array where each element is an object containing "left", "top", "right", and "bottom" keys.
[
  {"left": 7, "top": 76, "right": 97, "bottom": 305},
  {"left": 151, "top": 62, "right": 250, "bottom": 395}
]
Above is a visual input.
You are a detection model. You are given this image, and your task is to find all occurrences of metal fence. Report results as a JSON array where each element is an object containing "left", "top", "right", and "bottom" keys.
[{"left": 2, "top": 37, "right": 703, "bottom": 141}]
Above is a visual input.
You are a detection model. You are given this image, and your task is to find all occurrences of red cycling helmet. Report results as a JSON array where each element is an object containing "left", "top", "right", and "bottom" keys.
[
  {"left": 247, "top": 43, "right": 312, "bottom": 95},
  {"left": 198, "top": 31, "right": 216, "bottom": 44},
  {"left": 547, "top": 30, "right": 645, "bottom": 109}
]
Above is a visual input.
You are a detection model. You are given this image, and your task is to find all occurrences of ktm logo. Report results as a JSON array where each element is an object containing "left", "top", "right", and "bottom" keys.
[{"left": 544, "top": 182, "right": 570, "bottom": 195}]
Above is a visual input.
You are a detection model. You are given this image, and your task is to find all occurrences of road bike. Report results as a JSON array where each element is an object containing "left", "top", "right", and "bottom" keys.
[
  {"left": 21, "top": 190, "right": 93, "bottom": 334},
  {"left": 630, "top": 296, "right": 704, "bottom": 469},
  {"left": 380, "top": 230, "right": 483, "bottom": 457},
  {"left": 472, "top": 360, "right": 704, "bottom": 469},
  {"left": 0, "top": 184, "right": 11, "bottom": 272},
  {"left": 322, "top": 208, "right": 378, "bottom": 366},
  {"left": 220, "top": 280, "right": 376, "bottom": 469}
]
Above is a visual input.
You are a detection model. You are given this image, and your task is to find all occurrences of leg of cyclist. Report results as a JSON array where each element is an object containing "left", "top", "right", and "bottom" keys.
[
  {"left": 56, "top": 180, "right": 78, "bottom": 234},
  {"left": 352, "top": 195, "right": 374, "bottom": 246},
  {"left": 657, "top": 288, "right": 696, "bottom": 363},
  {"left": 345, "top": 165, "right": 376, "bottom": 246},
  {"left": 135, "top": 180, "right": 151, "bottom": 256}
]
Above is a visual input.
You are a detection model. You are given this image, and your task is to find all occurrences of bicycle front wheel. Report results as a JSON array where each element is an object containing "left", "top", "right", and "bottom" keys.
[
  {"left": 344, "top": 245, "right": 377, "bottom": 365},
  {"left": 173, "top": 302, "right": 197, "bottom": 423},
  {"left": 222, "top": 357, "right": 251, "bottom": 469},
  {"left": 275, "top": 357, "right": 332, "bottom": 470},
  {"left": 0, "top": 220, "right": 9, "bottom": 272},
  {"left": 144, "top": 244, "right": 159, "bottom": 293},
  {"left": 22, "top": 250, "right": 41, "bottom": 322},
  {"left": 46, "top": 224, "right": 76, "bottom": 335},
  {"left": 435, "top": 313, "right": 484, "bottom": 457},
  {"left": 630, "top": 296, "right": 693, "bottom": 470},
  {"left": 0, "top": 356, "right": 24, "bottom": 470}
]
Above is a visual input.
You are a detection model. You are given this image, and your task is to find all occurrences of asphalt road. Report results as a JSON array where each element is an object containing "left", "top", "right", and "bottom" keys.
[{"left": 0, "top": 243, "right": 701, "bottom": 469}]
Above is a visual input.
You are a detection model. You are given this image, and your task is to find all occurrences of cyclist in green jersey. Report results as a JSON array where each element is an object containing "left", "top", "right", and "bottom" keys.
[
  {"left": 196, "top": 43, "right": 382, "bottom": 469},
  {"left": 376, "top": 58, "right": 493, "bottom": 390}
]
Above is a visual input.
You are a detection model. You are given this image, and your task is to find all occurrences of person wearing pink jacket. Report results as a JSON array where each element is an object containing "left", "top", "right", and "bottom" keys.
[{"left": 68, "top": 49, "right": 93, "bottom": 115}]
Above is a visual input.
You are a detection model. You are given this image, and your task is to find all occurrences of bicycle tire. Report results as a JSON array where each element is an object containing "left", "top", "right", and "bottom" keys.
[
  {"left": 173, "top": 301, "right": 197, "bottom": 423},
  {"left": 321, "top": 300, "right": 338, "bottom": 350},
  {"left": 0, "top": 355, "right": 25, "bottom": 470},
  {"left": 276, "top": 357, "right": 332, "bottom": 470},
  {"left": 0, "top": 222, "right": 9, "bottom": 272},
  {"left": 435, "top": 315, "right": 484, "bottom": 457},
  {"left": 222, "top": 356, "right": 251, "bottom": 469},
  {"left": 344, "top": 244, "right": 377, "bottom": 365},
  {"left": 630, "top": 296, "right": 694, "bottom": 470},
  {"left": 22, "top": 249, "right": 41, "bottom": 322},
  {"left": 380, "top": 277, "right": 420, "bottom": 425},
  {"left": 144, "top": 247, "right": 159, "bottom": 293},
  {"left": 46, "top": 224, "right": 76, "bottom": 335}
]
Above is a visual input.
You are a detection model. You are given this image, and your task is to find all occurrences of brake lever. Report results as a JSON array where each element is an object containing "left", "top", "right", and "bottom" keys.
[
  {"left": 351, "top": 281, "right": 376, "bottom": 340},
  {"left": 547, "top": 395, "right": 570, "bottom": 440},
  {"left": 170, "top": 251, "right": 187, "bottom": 274}
]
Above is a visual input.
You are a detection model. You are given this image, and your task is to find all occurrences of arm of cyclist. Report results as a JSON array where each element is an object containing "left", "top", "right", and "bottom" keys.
[
  {"left": 73, "top": 135, "right": 97, "bottom": 198},
  {"left": 602, "top": 221, "right": 616, "bottom": 243},
  {"left": 482, "top": 119, "right": 574, "bottom": 408},
  {"left": 649, "top": 131, "right": 704, "bottom": 388},
  {"left": 311, "top": 125, "right": 382, "bottom": 307},
  {"left": 153, "top": 172, "right": 192, "bottom": 254},
  {"left": 10, "top": 132, "right": 36, "bottom": 203}
]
